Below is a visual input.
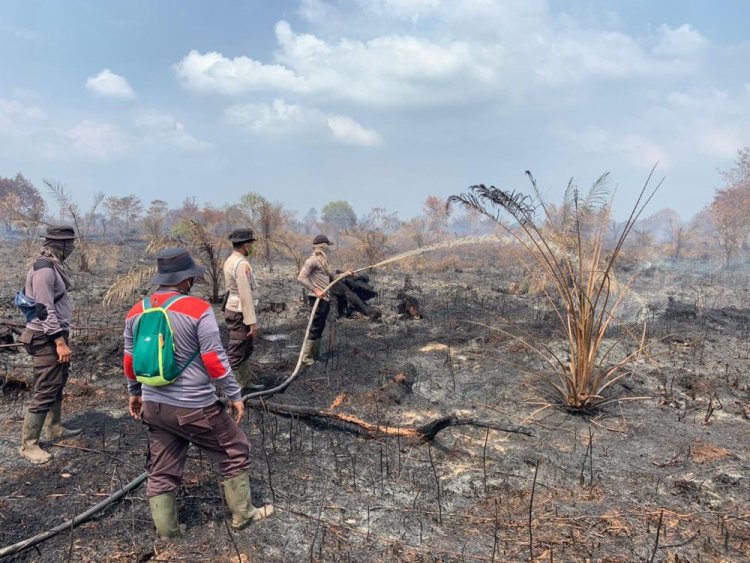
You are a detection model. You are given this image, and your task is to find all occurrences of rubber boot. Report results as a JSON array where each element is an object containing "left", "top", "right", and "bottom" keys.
[
  {"left": 19, "top": 411, "right": 53, "bottom": 465},
  {"left": 222, "top": 471, "right": 274, "bottom": 530},
  {"left": 149, "top": 492, "right": 183, "bottom": 539},
  {"left": 300, "top": 339, "right": 316, "bottom": 366},
  {"left": 45, "top": 400, "right": 82, "bottom": 439},
  {"left": 236, "top": 363, "right": 264, "bottom": 393},
  {"left": 311, "top": 339, "right": 321, "bottom": 361}
]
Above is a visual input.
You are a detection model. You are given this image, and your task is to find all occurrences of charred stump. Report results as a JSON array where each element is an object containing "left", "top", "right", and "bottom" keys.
[
  {"left": 664, "top": 296, "right": 698, "bottom": 321},
  {"left": 397, "top": 291, "right": 423, "bottom": 320},
  {"left": 330, "top": 273, "right": 381, "bottom": 320}
]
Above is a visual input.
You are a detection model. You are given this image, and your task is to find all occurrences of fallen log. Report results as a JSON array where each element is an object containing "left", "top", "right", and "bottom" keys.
[{"left": 246, "top": 399, "right": 536, "bottom": 440}]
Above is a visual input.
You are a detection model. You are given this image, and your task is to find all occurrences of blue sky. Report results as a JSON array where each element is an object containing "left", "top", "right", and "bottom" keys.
[{"left": 1, "top": 0, "right": 749, "bottom": 222}]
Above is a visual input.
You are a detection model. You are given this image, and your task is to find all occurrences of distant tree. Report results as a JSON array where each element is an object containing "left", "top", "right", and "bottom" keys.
[
  {"left": 104, "top": 195, "right": 144, "bottom": 236},
  {"left": 423, "top": 195, "right": 450, "bottom": 237},
  {"left": 711, "top": 148, "right": 750, "bottom": 266},
  {"left": 630, "top": 228, "right": 654, "bottom": 261},
  {"left": 239, "top": 191, "right": 288, "bottom": 266},
  {"left": 321, "top": 200, "right": 357, "bottom": 233},
  {"left": 177, "top": 196, "right": 200, "bottom": 220},
  {"left": 143, "top": 199, "right": 169, "bottom": 239},
  {"left": 348, "top": 207, "right": 401, "bottom": 265},
  {"left": 667, "top": 216, "right": 697, "bottom": 263},
  {"left": 404, "top": 195, "right": 451, "bottom": 247},
  {"left": 302, "top": 207, "right": 318, "bottom": 234},
  {"left": 0, "top": 173, "right": 46, "bottom": 231}
]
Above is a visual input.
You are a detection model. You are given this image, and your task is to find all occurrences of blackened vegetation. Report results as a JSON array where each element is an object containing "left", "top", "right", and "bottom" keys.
[
  {"left": 330, "top": 273, "right": 381, "bottom": 320},
  {"left": 665, "top": 297, "right": 698, "bottom": 321}
]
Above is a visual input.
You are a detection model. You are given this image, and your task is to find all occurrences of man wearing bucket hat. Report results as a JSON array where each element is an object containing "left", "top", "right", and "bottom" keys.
[
  {"left": 222, "top": 228, "right": 263, "bottom": 393},
  {"left": 297, "top": 234, "right": 353, "bottom": 365},
  {"left": 123, "top": 247, "right": 272, "bottom": 538},
  {"left": 17, "top": 225, "right": 80, "bottom": 464}
]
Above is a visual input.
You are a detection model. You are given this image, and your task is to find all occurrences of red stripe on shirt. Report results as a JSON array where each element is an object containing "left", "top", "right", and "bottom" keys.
[
  {"left": 201, "top": 350, "right": 227, "bottom": 379},
  {"left": 123, "top": 353, "right": 136, "bottom": 381},
  {"left": 167, "top": 296, "right": 211, "bottom": 319},
  {"left": 125, "top": 301, "right": 145, "bottom": 320}
]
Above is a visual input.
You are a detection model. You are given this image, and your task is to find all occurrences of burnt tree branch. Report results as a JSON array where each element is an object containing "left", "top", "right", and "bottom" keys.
[{"left": 246, "top": 399, "right": 536, "bottom": 441}]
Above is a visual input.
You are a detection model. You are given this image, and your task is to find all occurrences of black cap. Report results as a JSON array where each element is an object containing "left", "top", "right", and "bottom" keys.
[
  {"left": 228, "top": 228, "right": 257, "bottom": 243},
  {"left": 312, "top": 234, "right": 333, "bottom": 246},
  {"left": 43, "top": 225, "right": 76, "bottom": 240},
  {"left": 150, "top": 247, "right": 206, "bottom": 286}
]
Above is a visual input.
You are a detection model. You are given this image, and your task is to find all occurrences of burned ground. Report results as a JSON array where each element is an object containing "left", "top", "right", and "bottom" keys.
[{"left": 0, "top": 247, "right": 749, "bottom": 562}]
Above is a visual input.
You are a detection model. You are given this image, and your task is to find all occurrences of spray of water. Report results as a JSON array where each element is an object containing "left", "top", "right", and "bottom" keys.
[
  {"left": 357, "top": 234, "right": 506, "bottom": 272},
  {"left": 243, "top": 234, "right": 505, "bottom": 400}
]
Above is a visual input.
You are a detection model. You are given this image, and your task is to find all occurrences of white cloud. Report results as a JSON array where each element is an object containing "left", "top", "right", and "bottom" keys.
[
  {"left": 326, "top": 115, "right": 382, "bottom": 146},
  {"left": 0, "top": 97, "right": 46, "bottom": 121},
  {"left": 85, "top": 69, "right": 135, "bottom": 100},
  {"left": 135, "top": 111, "right": 212, "bottom": 152},
  {"left": 175, "top": 9, "right": 707, "bottom": 110},
  {"left": 66, "top": 121, "right": 129, "bottom": 158},
  {"left": 652, "top": 24, "right": 709, "bottom": 58},
  {"left": 226, "top": 98, "right": 382, "bottom": 146},
  {"left": 225, "top": 99, "right": 312, "bottom": 134},
  {"left": 354, "top": 0, "right": 441, "bottom": 21},
  {"left": 174, "top": 50, "right": 308, "bottom": 95}
]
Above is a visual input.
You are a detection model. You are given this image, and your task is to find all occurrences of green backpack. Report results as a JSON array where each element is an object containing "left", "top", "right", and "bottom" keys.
[{"left": 132, "top": 295, "right": 199, "bottom": 386}]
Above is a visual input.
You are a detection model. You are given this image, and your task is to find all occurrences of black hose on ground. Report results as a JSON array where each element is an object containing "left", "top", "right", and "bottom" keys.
[{"left": 0, "top": 471, "right": 148, "bottom": 559}]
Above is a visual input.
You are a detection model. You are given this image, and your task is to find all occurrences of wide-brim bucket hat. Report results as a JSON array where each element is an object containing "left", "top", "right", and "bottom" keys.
[
  {"left": 42, "top": 225, "right": 77, "bottom": 240},
  {"left": 312, "top": 234, "right": 333, "bottom": 246},
  {"left": 228, "top": 228, "right": 257, "bottom": 243},
  {"left": 150, "top": 247, "right": 206, "bottom": 286}
]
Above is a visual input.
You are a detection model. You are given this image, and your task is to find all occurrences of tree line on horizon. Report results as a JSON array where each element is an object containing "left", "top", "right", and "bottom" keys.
[{"left": 1, "top": 148, "right": 750, "bottom": 268}]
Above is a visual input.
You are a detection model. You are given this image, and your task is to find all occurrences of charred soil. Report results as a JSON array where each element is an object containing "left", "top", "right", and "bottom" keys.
[{"left": 0, "top": 249, "right": 749, "bottom": 562}]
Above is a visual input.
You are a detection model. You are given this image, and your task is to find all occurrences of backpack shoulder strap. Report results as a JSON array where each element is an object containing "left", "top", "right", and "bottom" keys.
[
  {"left": 33, "top": 258, "right": 54, "bottom": 271},
  {"left": 32, "top": 258, "right": 67, "bottom": 303},
  {"left": 162, "top": 294, "right": 186, "bottom": 310}
]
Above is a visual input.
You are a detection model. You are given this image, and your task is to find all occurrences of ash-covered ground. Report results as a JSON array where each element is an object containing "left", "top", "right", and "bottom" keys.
[{"left": 0, "top": 245, "right": 748, "bottom": 562}]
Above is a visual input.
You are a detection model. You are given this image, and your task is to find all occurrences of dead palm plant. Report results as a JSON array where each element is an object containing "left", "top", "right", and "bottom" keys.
[
  {"left": 449, "top": 169, "right": 662, "bottom": 411},
  {"left": 103, "top": 221, "right": 228, "bottom": 306},
  {"left": 44, "top": 179, "right": 104, "bottom": 273}
]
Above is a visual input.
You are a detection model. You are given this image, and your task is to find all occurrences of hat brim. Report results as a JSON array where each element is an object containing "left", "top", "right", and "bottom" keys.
[
  {"left": 41, "top": 234, "right": 77, "bottom": 240},
  {"left": 150, "top": 265, "right": 206, "bottom": 286},
  {"left": 228, "top": 236, "right": 258, "bottom": 243}
]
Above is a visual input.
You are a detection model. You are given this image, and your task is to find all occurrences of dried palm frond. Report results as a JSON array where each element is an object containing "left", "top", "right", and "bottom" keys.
[
  {"left": 145, "top": 237, "right": 177, "bottom": 255},
  {"left": 103, "top": 265, "right": 155, "bottom": 307},
  {"left": 449, "top": 167, "right": 662, "bottom": 411},
  {"left": 43, "top": 179, "right": 104, "bottom": 273}
]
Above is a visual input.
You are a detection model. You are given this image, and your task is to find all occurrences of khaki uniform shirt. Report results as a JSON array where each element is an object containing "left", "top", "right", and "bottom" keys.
[
  {"left": 223, "top": 251, "right": 257, "bottom": 326},
  {"left": 297, "top": 251, "right": 332, "bottom": 301}
]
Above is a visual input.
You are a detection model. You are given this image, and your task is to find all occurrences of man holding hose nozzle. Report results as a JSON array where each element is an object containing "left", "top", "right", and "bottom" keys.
[{"left": 297, "top": 234, "right": 353, "bottom": 365}]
